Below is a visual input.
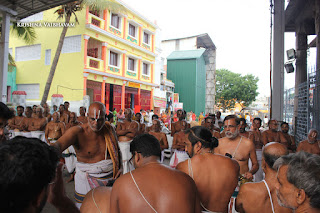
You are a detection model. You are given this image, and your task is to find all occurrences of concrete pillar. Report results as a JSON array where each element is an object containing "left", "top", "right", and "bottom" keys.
[
  {"left": 314, "top": 0, "right": 320, "bottom": 131},
  {"left": 122, "top": 51, "right": 127, "bottom": 77},
  {"left": 0, "top": 12, "right": 10, "bottom": 103},
  {"left": 101, "top": 76, "right": 107, "bottom": 105},
  {"left": 150, "top": 87, "right": 154, "bottom": 110},
  {"left": 103, "top": 9, "right": 108, "bottom": 31},
  {"left": 123, "top": 17, "right": 127, "bottom": 39},
  {"left": 102, "top": 42, "right": 108, "bottom": 71},
  {"left": 271, "top": 0, "right": 285, "bottom": 121},
  {"left": 136, "top": 86, "right": 141, "bottom": 113},
  {"left": 84, "top": 35, "right": 90, "bottom": 69},
  {"left": 293, "top": 29, "right": 308, "bottom": 134},
  {"left": 204, "top": 48, "right": 216, "bottom": 114}
]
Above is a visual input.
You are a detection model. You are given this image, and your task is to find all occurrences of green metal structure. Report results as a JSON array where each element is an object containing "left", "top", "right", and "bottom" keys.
[{"left": 167, "top": 49, "right": 206, "bottom": 115}]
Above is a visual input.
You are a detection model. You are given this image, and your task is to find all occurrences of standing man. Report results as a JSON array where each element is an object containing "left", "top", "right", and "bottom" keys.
[
  {"left": 149, "top": 119, "right": 169, "bottom": 162},
  {"left": 279, "top": 122, "right": 296, "bottom": 152},
  {"left": 110, "top": 134, "right": 201, "bottom": 213},
  {"left": 28, "top": 106, "right": 47, "bottom": 132},
  {"left": 116, "top": 108, "right": 139, "bottom": 174},
  {"left": 31, "top": 105, "right": 37, "bottom": 118},
  {"left": 7, "top": 105, "right": 25, "bottom": 131},
  {"left": 215, "top": 115, "right": 258, "bottom": 181},
  {"left": 66, "top": 112, "right": 81, "bottom": 130},
  {"left": 54, "top": 102, "right": 120, "bottom": 208},
  {"left": 236, "top": 142, "right": 291, "bottom": 213},
  {"left": 59, "top": 104, "right": 69, "bottom": 124},
  {"left": 45, "top": 112, "right": 65, "bottom": 145},
  {"left": 171, "top": 109, "right": 190, "bottom": 136},
  {"left": 261, "top": 119, "right": 281, "bottom": 145},
  {"left": 202, "top": 116, "right": 221, "bottom": 139},
  {"left": 215, "top": 110, "right": 223, "bottom": 128},
  {"left": 64, "top": 101, "right": 71, "bottom": 116},
  {"left": 77, "top": 106, "right": 87, "bottom": 124},
  {"left": 42, "top": 103, "right": 52, "bottom": 121},
  {"left": 296, "top": 129, "right": 320, "bottom": 155},
  {"left": 177, "top": 126, "right": 239, "bottom": 212},
  {"left": 0, "top": 102, "right": 15, "bottom": 142},
  {"left": 274, "top": 152, "right": 320, "bottom": 212},
  {"left": 239, "top": 118, "right": 250, "bottom": 138},
  {"left": 21, "top": 106, "right": 33, "bottom": 133},
  {"left": 249, "top": 117, "right": 264, "bottom": 182}
]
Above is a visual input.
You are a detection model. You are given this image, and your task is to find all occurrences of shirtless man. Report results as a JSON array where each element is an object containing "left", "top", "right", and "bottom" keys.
[
  {"left": 7, "top": 105, "right": 25, "bottom": 131},
  {"left": 42, "top": 103, "right": 52, "bottom": 121},
  {"left": 239, "top": 118, "right": 250, "bottom": 138},
  {"left": 45, "top": 112, "right": 65, "bottom": 145},
  {"left": 54, "top": 102, "right": 120, "bottom": 208},
  {"left": 149, "top": 119, "right": 169, "bottom": 163},
  {"left": 279, "top": 122, "right": 296, "bottom": 152},
  {"left": 249, "top": 117, "right": 264, "bottom": 182},
  {"left": 0, "top": 102, "right": 15, "bottom": 142},
  {"left": 77, "top": 106, "right": 88, "bottom": 124},
  {"left": 177, "top": 126, "right": 239, "bottom": 212},
  {"left": 110, "top": 134, "right": 201, "bottom": 213},
  {"left": 64, "top": 101, "right": 71, "bottom": 116},
  {"left": 59, "top": 104, "right": 69, "bottom": 124},
  {"left": 215, "top": 115, "right": 258, "bottom": 180},
  {"left": 171, "top": 109, "right": 190, "bottom": 136},
  {"left": 170, "top": 119, "right": 190, "bottom": 168},
  {"left": 296, "top": 129, "right": 320, "bottom": 155},
  {"left": 202, "top": 116, "right": 221, "bottom": 139},
  {"left": 116, "top": 108, "right": 139, "bottom": 174},
  {"left": 134, "top": 112, "right": 145, "bottom": 135},
  {"left": 31, "top": 105, "right": 37, "bottom": 118},
  {"left": 236, "top": 142, "right": 292, "bottom": 213},
  {"left": 66, "top": 112, "right": 81, "bottom": 130},
  {"left": 28, "top": 106, "right": 47, "bottom": 131},
  {"left": 21, "top": 106, "right": 33, "bottom": 132},
  {"left": 261, "top": 119, "right": 281, "bottom": 145}
]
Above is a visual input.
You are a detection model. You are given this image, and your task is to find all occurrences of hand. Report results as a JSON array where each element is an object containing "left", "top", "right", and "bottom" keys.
[
  {"left": 47, "top": 162, "right": 67, "bottom": 207},
  {"left": 243, "top": 172, "right": 253, "bottom": 180}
]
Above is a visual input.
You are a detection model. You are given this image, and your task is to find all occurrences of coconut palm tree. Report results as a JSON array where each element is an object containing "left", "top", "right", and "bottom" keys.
[
  {"left": 0, "top": 18, "right": 36, "bottom": 65},
  {"left": 41, "top": 0, "right": 126, "bottom": 105}
]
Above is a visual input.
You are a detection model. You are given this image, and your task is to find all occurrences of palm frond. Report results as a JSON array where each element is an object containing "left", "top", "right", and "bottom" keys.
[
  {"left": 8, "top": 53, "right": 16, "bottom": 66},
  {"left": 82, "top": 0, "right": 126, "bottom": 14},
  {"left": 11, "top": 22, "right": 36, "bottom": 44}
]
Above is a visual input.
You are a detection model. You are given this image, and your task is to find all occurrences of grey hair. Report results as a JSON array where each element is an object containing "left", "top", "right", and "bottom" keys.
[
  {"left": 273, "top": 152, "right": 320, "bottom": 209},
  {"left": 36, "top": 105, "right": 43, "bottom": 112},
  {"left": 308, "top": 129, "right": 318, "bottom": 135}
]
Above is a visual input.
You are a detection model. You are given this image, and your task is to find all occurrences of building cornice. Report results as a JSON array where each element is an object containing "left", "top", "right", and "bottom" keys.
[
  {"left": 85, "top": 24, "right": 157, "bottom": 58},
  {"left": 84, "top": 69, "right": 159, "bottom": 87}
]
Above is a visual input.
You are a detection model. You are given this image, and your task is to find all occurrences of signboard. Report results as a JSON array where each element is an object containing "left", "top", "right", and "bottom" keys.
[
  {"left": 174, "top": 102, "right": 183, "bottom": 110},
  {"left": 174, "top": 93, "right": 179, "bottom": 103},
  {"left": 128, "top": 82, "right": 140, "bottom": 88},
  {"left": 153, "top": 96, "right": 166, "bottom": 108}
]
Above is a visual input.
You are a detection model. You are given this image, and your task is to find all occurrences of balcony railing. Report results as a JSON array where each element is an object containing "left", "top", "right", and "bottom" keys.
[
  {"left": 88, "top": 13, "right": 105, "bottom": 29},
  {"left": 87, "top": 56, "right": 104, "bottom": 71}
]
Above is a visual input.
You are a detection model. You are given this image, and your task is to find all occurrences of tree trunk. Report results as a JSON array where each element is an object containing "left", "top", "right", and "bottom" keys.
[{"left": 41, "top": 14, "right": 71, "bottom": 105}]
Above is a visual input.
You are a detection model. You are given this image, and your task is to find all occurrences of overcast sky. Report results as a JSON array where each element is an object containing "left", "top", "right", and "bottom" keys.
[{"left": 124, "top": 0, "right": 299, "bottom": 98}]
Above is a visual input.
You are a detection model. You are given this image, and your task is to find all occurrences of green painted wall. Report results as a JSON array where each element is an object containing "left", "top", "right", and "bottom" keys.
[
  {"left": 7, "top": 65, "right": 17, "bottom": 101},
  {"left": 167, "top": 56, "right": 206, "bottom": 115}
]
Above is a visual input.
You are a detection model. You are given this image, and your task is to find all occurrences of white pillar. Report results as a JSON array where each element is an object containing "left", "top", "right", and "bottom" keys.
[
  {"left": 271, "top": 0, "right": 285, "bottom": 121},
  {"left": 0, "top": 12, "right": 10, "bottom": 103}
]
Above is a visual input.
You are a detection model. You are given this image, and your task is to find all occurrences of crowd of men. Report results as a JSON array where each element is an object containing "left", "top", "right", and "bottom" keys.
[{"left": 0, "top": 101, "right": 319, "bottom": 213}]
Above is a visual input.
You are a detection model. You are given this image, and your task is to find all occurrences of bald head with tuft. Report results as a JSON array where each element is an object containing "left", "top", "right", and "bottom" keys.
[{"left": 263, "top": 142, "right": 289, "bottom": 170}]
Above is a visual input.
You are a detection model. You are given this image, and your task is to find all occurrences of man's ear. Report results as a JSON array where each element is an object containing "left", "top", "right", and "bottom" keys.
[
  {"left": 135, "top": 152, "right": 141, "bottom": 163},
  {"left": 296, "top": 189, "right": 306, "bottom": 205},
  {"left": 194, "top": 141, "right": 202, "bottom": 154}
]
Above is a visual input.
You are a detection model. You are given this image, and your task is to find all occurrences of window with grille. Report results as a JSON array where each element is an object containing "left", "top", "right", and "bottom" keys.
[
  {"left": 143, "top": 32, "right": 149, "bottom": 44},
  {"left": 61, "top": 35, "right": 81, "bottom": 53},
  {"left": 129, "top": 24, "right": 136, "bottom": 37},
  {"left": 109, "top": 51, "right": 119, "bottom": 67},
  {"left": 45, "top": 49, "right": 51, "bottom": 65},
  {"left": 15, "top": 44, "right": 41, "bottom": 62},
  {"left": 111, "top": 13, "right": 120, "bottom": 29}
]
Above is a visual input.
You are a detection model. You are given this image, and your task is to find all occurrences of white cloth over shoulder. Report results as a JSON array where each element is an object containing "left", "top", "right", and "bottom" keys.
[
  {"left": 169, "top": 149, "right": 189, "bottom": 168},
  {"left": 118, "top": 140, "right": 134, "bottom": 174}
]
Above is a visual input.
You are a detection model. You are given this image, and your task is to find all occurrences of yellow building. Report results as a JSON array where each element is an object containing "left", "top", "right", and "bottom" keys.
[{"left": 9, "top": 0, "right": 157, "bottom": 113}]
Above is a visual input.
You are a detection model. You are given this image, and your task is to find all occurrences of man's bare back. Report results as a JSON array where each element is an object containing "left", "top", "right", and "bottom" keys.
[
  {"left": 110, "top": 164, "right": 201, "bottom": 213},
  {"left": 177, "top": 154, "right": 239, "bottom": 212}
]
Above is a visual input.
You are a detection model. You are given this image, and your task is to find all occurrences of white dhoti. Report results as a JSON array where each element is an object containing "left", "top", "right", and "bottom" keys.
[
  {"left": 62, "top": 146, "right": 77, "bottom": 173},
  {"left": 31, "top": 131, "right": 46, "bottom": 142},
  {"left": 74, "top": 160, "right": 114, "bottom": 208},
  {"left": 169, "top": 149, "right": 189, "bottom": 168},
  {"left": 21, "top": 132, "right": 32, "bottom": 138},
  {"left": 118, "top": 141, "right": 134, "bottom": 174},
  {"left": 254, "top": 149, "right": 264, "bottom": 182}
]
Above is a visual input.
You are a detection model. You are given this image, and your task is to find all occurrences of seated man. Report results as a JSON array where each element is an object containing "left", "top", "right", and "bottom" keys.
[
  {"left": 261, "top": 119, "right": 281, "bottom": 145},
  {"left": 236, "top": 142, "right": 291, "bottom": 213},
  {"left": 28, "top": 106, "right": 47, "bottom": 132},
  {"left": 7, "top": 105, "right": 25, "bottom": 131},
  {"left": 0, "top": 136, "right": 79, "bottom": 213},
  {"left": 149, "top": 119, "right": 169, "bottom": 163},
  {"left": 279, "top": 122, "right": 296, "bottom": 152},
  {"left": 110, "top": 134, "right": 201, "bottom": 213},
  {"left": 177, "top": 126, "right": 239, "bottom": 212},
  {"left": 274, "top": 151, "right": 320, "bottom": 212},
  {"left": 297, "top": 129, "right": 320, "bottom": 155}
]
